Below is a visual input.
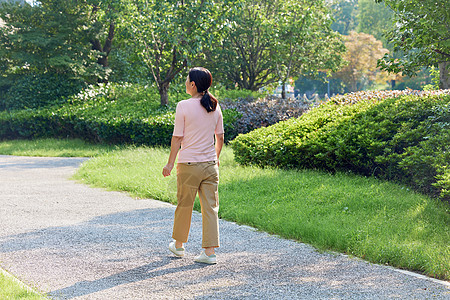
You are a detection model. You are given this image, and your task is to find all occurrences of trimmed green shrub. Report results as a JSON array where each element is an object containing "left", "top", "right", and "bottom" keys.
[
  {"left": 0, "top": 82, "right": 241, "bottom": 145},
  {"left": 231, "top": 90, "right": 450, "bottom": 201}
]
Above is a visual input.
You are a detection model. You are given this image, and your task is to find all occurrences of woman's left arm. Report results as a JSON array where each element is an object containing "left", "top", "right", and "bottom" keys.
[{"left": 215, "top": 133, "right": 224, "bottom": 166}]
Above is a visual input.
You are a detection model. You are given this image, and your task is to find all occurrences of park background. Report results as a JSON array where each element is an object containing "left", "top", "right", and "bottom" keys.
[{"left": 0, "top": 0, "right": 449, "bottom": 296}]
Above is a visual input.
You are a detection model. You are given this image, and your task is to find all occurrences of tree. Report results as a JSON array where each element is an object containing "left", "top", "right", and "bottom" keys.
[
  {"left": 85, "top": 0, "right": 133, "bottom": 81},
  {"left": 357, "top": 0, "right": 394, "bottom": 49},
  {"left": 0, "top": 1, "right": 99, "bottom": 78},
  {"left": 124, "top": 0, "right": 232, "bottom": 106},
  {"left": 87, "top": 1, "right": 115, "bottom": 76},
  {"left": 205, "top": 0, "right": 279, "bottom": 91},
  {"left": 0, "top": 0, "right": 125, "bottom": 82},
  {"left": 375, "top": 0, "right": 450, "bottom": 89},
  {"left": 275, "top": 0, "right": 345, "bottom": 99},
  {"left": 329, "top": 0, "right": 359, "bottom": 35},
  {"left": 333, "top": 31, "right": 390, "bottom": 92},
  {"left": 0, "top": 1, "right": 101, "bottom": 108},
  {"left": 0, "top": 0, "right": 130, "bottom": 109},
  {"left": 208, "top": 0, "right": 344, "bottom": 97}
]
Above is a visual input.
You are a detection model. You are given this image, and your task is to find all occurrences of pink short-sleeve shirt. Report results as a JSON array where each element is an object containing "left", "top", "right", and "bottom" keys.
[{"left": 173, "top": 97, "right": 224, "bottom": 163}]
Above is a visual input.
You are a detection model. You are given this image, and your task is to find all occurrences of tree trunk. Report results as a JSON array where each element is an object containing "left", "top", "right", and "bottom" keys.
[
  {"left": 159, "top": 81, "right": 170, "bottom": 106},
  {"left": 439, "top": 61, "right": 450, "bottom": 89},
  {"left": 281, "top": 81, "right": 286, "bottom": 99},
  {"left": 91, "top": 22, "right": 115, "bottom": 83}
]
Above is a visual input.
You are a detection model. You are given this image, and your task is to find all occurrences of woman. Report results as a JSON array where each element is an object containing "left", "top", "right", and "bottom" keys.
[{"left": 162, "top": 67, "right": 224, "bottom": 264}]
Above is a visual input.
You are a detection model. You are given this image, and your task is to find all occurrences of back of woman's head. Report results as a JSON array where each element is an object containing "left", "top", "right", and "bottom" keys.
[{"left": 188, "top": 67, "right": 218, "bottom": 113}]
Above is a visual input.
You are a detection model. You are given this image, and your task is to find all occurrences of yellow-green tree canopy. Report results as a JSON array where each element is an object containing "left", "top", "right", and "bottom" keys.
[{"left": 334, "top": 31, "right": 391, "bottom": 92}]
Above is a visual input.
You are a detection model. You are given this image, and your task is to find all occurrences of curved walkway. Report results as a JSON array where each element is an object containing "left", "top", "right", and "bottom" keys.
[{"left": 0, "top": 155, "right": 448, "bottom": 299}]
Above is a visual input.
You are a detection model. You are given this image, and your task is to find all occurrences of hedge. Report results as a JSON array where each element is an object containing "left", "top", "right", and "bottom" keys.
[
  {"left": 231, "top": 90, "right": 450, "bottom": 202},
  {"left": 0, "top": 83, "right": 241, "bottom": 145}
]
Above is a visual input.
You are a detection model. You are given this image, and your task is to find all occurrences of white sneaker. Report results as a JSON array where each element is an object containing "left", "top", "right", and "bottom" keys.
[
  {"left": 169, "top": 241, "right": 185, "bottom": 257},
  {"left": 194, "top": 250, "right": 217, "bottom": 264}
]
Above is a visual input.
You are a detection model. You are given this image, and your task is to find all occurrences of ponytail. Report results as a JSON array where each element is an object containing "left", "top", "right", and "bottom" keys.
[{"left": 200, "top": 91, "right": 218, "bottom": 112}]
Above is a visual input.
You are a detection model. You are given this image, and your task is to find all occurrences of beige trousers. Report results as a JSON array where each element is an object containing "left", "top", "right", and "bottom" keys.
[{"left": 172, "top": 161, "right": 220, "bottom": 248}]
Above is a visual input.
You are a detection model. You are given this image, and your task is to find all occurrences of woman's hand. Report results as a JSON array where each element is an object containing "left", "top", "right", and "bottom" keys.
[
  {"left": 162, "top": 163, "right": 174, "bottom": 177},
  {"left": 163, "top": 136, "right": 182, "bottom": 177}
]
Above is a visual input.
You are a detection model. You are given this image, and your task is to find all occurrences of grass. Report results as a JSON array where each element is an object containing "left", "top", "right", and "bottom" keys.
[
  {"left": 0, "top": 271, "right": 46, "bottom": 299},
  {"left": 1, "top": 139, "right": 449, "bottom": 281},
  {"left": 73, "top": 146, "right": 450, "bottom": 281},
  {"left": 0, "top": 138, "right": 121, "bottom": 157}
]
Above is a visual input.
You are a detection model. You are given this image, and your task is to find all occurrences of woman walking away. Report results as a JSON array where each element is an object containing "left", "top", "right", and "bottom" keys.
[{"left": 162, "top": 67, "right": 224, "bottom": 264}]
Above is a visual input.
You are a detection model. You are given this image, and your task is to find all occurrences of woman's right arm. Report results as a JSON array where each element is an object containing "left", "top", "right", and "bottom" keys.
[
  {"left": 163, "top": 102, "right": 184, "bottom": 177},
  {"left": 163, "top": 135, "right": 183, "bottom": 177}
]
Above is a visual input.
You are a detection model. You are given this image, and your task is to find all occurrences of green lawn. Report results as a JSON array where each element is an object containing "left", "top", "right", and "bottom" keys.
[
  {"left": 0, "top": 138, "right": 120, "bottom": 157},
  {"left": 1, "top": 138, "right": 449, "bottom": 281}
]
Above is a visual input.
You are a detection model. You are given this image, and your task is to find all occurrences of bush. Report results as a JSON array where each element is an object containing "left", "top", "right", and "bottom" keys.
[
  {"left": 231, "top": 90, "right": 450, "bottom": 202},
  {"left": 211, "top": 85, "right": 263, "bottom": 100},
  {"left": 221, "top": 96, "right": 310, "bottom": 135},
  {"left": 0, "top": 83, "right": 177, "bottom": 145},
  {"left": 0, "top": 73, "right": 85, "bottom": 110},
  {"left": 0, "top": 83, "right": 242, "bottom": 145}
]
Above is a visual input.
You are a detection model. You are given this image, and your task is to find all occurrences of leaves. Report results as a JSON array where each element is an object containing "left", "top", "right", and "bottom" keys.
[
  {"left": 120, "top": 0, "right": 234, "bottom": 105},
  {"left": 206, "top": 0, "right": 344, "bottom": 92},
  {"left": 231, "top": 89, "right": 450, "bottom": 200},
  {"left": 0, "top": 0, "right": 113, "bottom": 82},
  {"left": 333, "top": 31, "right": 391, "bottom": 92},
  {"left": 375, "top": 0, "right": 450, "bottom": 82},
  {"left": 0, "top": 82, "right": 241, "bottom": 145}
]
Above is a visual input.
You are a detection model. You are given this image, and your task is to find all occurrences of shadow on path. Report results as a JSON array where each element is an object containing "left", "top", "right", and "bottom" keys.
[{"left": 48, "top": 259, "right": 209, "bottom": 299}]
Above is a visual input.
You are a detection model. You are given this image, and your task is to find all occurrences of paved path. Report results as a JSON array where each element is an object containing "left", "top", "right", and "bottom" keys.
[{"left": 0, "top": 155, "right": 449, "bottom": 299}]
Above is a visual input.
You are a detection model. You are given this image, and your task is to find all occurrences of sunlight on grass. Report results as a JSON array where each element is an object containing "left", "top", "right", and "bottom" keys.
[
  {"left": 74, "top": 145, "right": 450, "bottom": 280},
  {"left": 0, "top": 138, "right": 119, "bottom": 157},
  {"left": 0, "top": 272, "right": 46, "bottom": 299}
]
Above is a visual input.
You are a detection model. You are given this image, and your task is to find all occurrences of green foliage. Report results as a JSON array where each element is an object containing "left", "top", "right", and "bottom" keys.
[
  {"left": 375, "top": 0, "right": 450, "bottom": 81},
  {"left": 357, "top": 0, "right": 394, "bottom": 50},
  {"left": 231, "top": 90, "right": 450, "bottom": 201},
  {"left": 423, "top": 66, "right": 440, "bottom": 91},
  {"left": 275, "top": 0, "right": 345, "bottom": 95},
  {"left": 221, "top": 108, "right": 242, "bottom": 142},
  {"left": 207, "top": 0, "right": 344, "bottom": 92},
  {"left": 122, "top": 0, "right": 235, "bottom": 105},
  {"left": 329, "top": 0, "right": 358, "bottom": 35},
  {"left": 0, "top": 0, "right": 106, "bottom": 80},
  {"left": 0, "top": 0, "right": 114, "bottom": 111},
  {"left": 393, "top": 68, "right": 432, "bottom": 90},
  {"left": 0, "top": 83, "right": 241, "bottom": 145},
  {"left": 211, "top": 86, "right": 263, "bottom": 101},
  {"left": 0, "top": 73, "right": 85, "bottom": 110}
]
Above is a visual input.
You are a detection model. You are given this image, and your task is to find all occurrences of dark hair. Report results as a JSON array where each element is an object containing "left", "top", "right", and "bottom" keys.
[{"left": 188, "top": 67, "right": 218, "bottom": 112}]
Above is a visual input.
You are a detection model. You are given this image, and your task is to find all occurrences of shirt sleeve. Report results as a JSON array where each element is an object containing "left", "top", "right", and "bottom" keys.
[
  {"left": 173, "top": 102, "right": 185, "bottom": 137},
  {"left": 215, "top": 105, "right": 224, "bottom": 135}
]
